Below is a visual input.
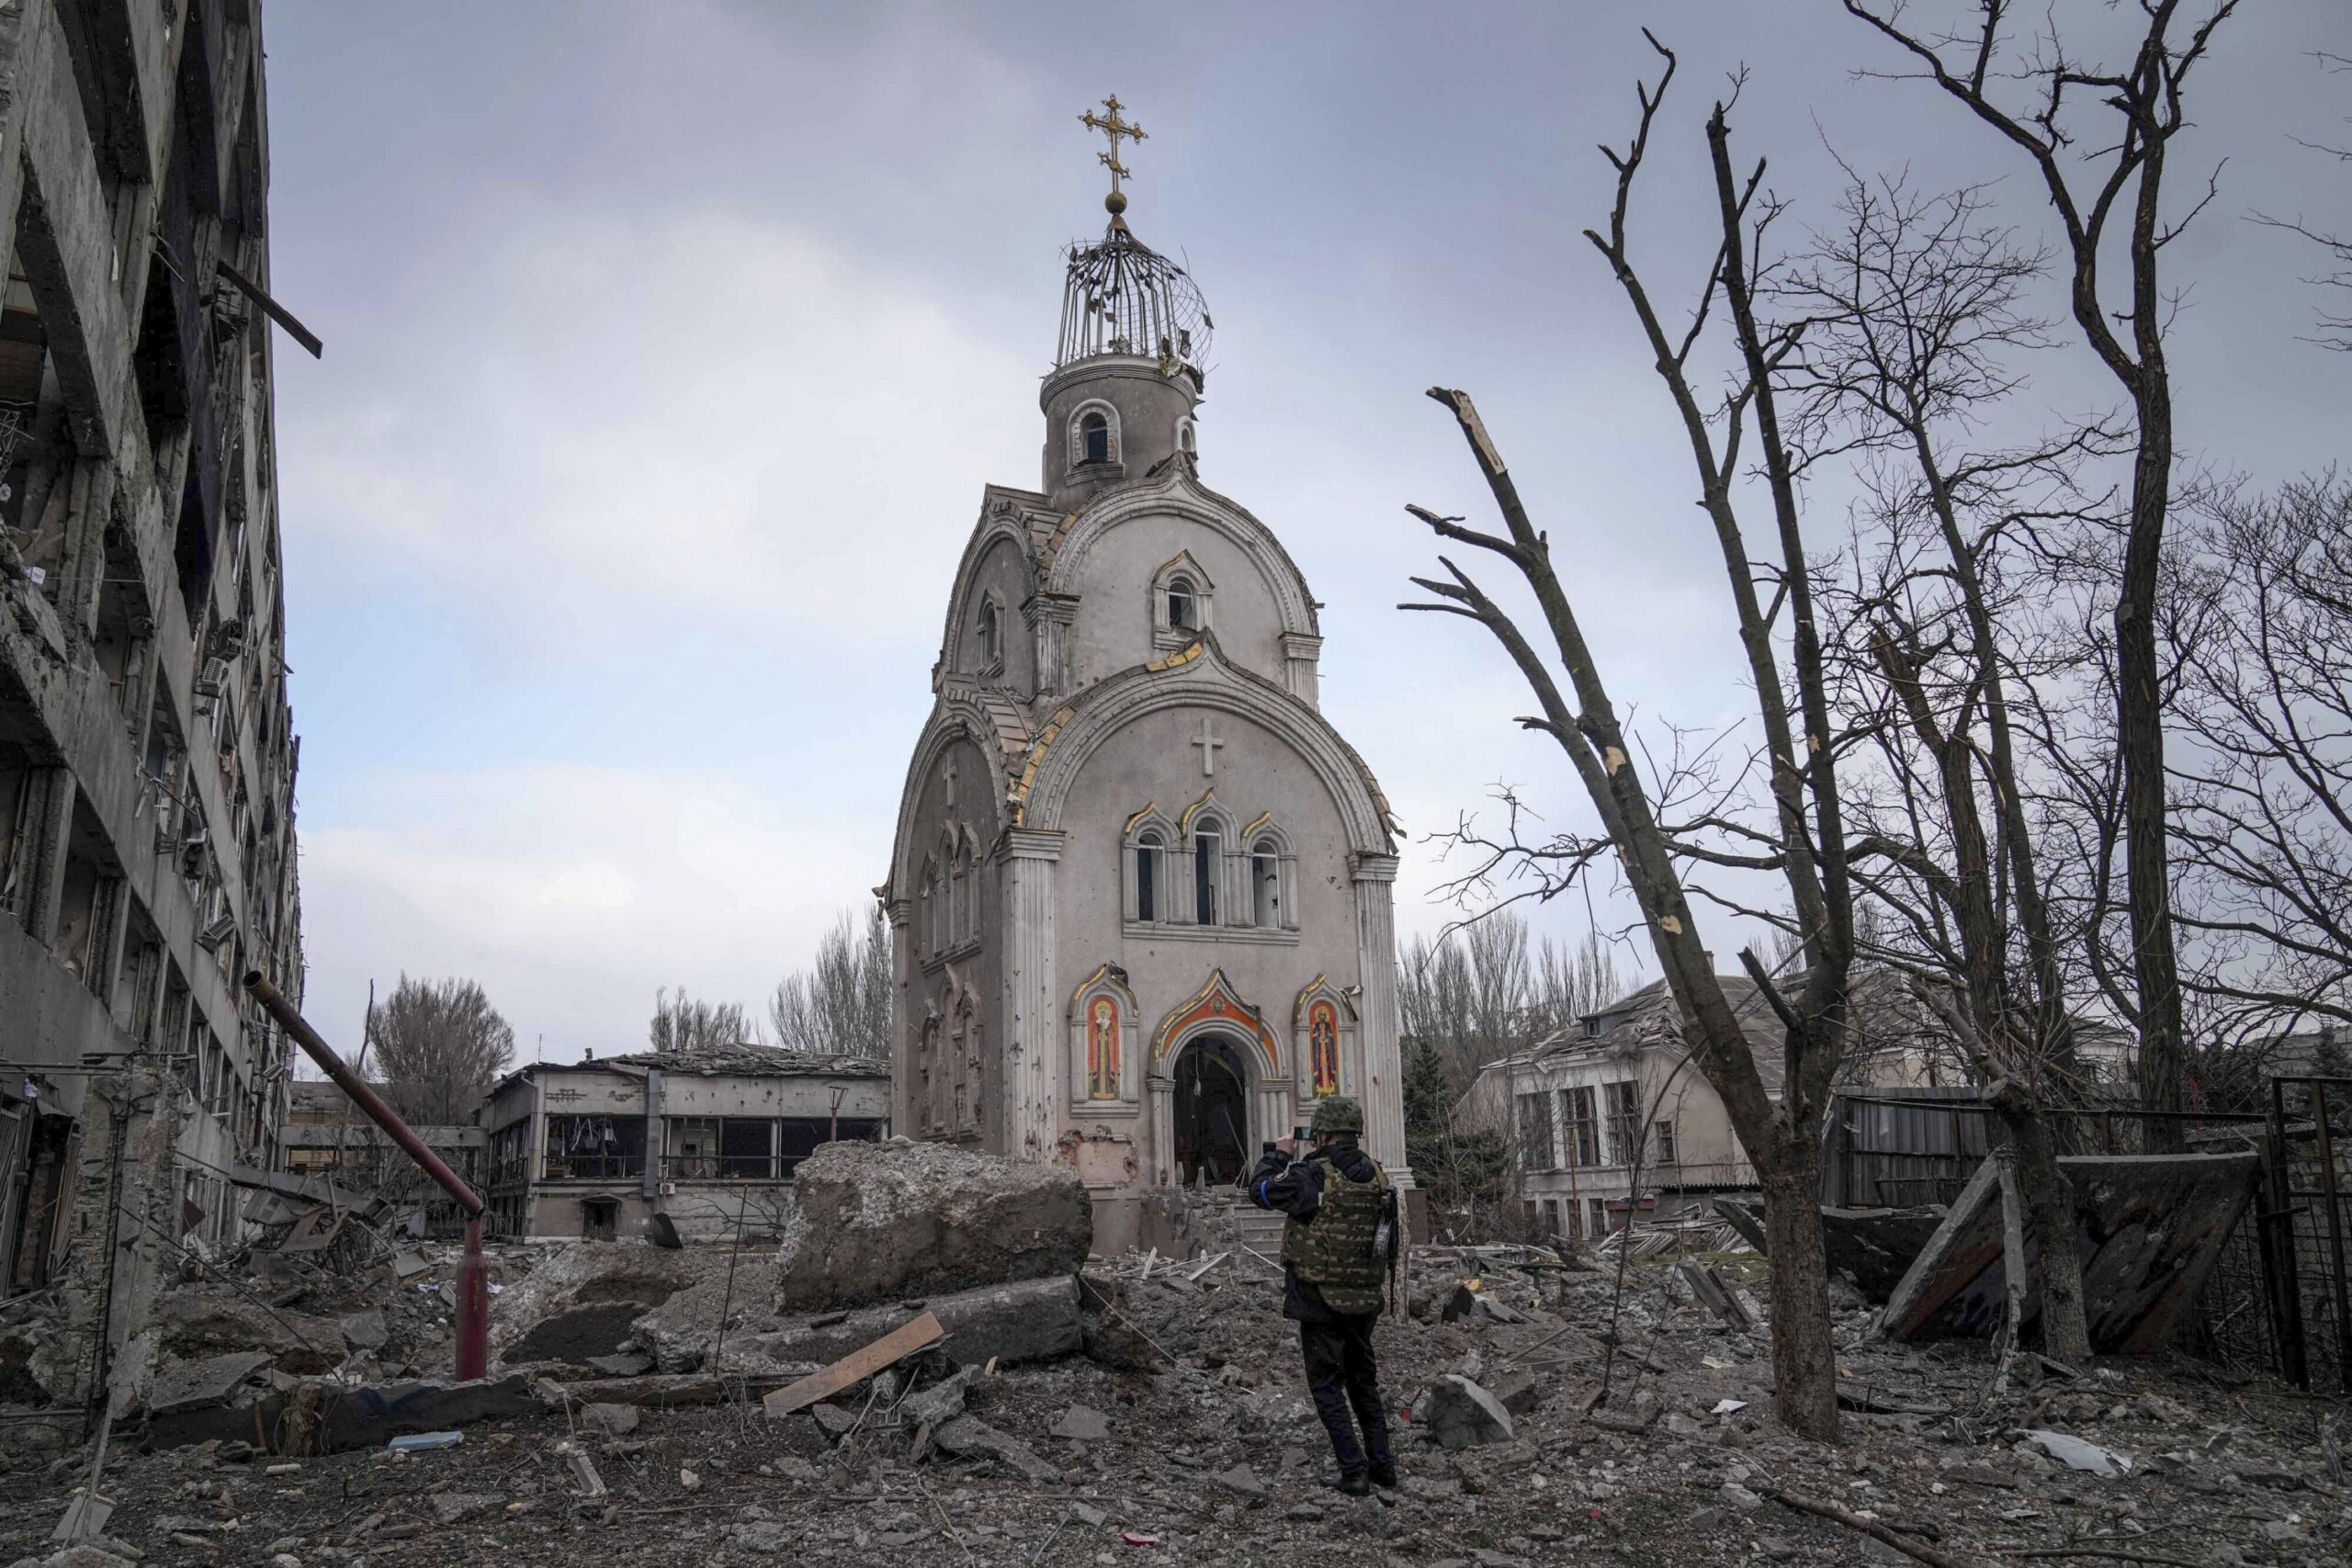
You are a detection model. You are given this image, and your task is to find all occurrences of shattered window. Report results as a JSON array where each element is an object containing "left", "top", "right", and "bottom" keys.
[
  {"left": 542, "top": 1114, "right": 644, "bottom": 1179},
  {"left": 719, "top": 1117, "right": 774, "bottom": 1179}
]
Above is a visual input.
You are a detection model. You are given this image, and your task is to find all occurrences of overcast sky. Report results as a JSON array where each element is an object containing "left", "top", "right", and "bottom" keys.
[{"left": 260, "top": 1, "right": 2346, "bottom": 1064}]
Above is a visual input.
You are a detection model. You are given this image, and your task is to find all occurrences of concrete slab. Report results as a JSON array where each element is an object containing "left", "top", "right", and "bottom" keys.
[{"left": 1880, "top": 1150, "right": 2259, "bottom": 1353}]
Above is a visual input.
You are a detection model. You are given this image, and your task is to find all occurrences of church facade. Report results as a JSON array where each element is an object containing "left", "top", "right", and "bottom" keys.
[{"left": 886, "top": 105, "right": 1408, "bottom": 1245}]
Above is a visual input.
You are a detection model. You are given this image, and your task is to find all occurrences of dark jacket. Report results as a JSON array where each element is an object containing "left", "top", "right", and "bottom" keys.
[{"left": 1247, "top": 1140, "right": 1388, "bottom": 1323}]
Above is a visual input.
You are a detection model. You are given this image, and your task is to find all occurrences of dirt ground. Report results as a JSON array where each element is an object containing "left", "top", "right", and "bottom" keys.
[{"left": 2, "top": 1247, "right": 2345, "bottom": 1568}]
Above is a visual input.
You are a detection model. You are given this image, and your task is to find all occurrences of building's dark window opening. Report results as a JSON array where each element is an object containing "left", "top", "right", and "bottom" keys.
[
  {"left": 1080, "top": 410, "right": 1110, "bottom": 463},
  {"left": 1193, "top": 828, "right": 1219, "bottom": 924},
  {"left": 543, "top": 1114, "right": 645, "bottom": 1180},
  {"left": 1136, "top": 829, "right": 1161, "bottom": 920},
  {"left": 780, "top": 1115, "right": 885, "bottom": 1177},
  {"left": 1167, "top": 577, "right": 1195, "bottom": 629},
  {"left": 718, "top": 1116, "right": 774, "bottom": 1178}
]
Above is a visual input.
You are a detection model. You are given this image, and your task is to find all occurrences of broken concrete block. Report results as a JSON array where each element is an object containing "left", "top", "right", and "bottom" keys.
[
  {"left": 151, "top": 1295, "right": 345, "bottom": 1376},
  {"left": 931, "top": 1414, "right": 1058, "bottom": 1483},
  {"left": 902, "top": 1367, "right": 978, "bottom": 1428},
  {"left": 579, "top": 1402, "right": 640, "bottom": 1437},
  {"left": 758, "top": 1276, "right": 1080, "bottom": 1374},
  {"left": 1421, "top": 1374, "right": 1514, "bottom": 1450},
  {"left": 489, "top": 1245, "right": 696, "bottom": 1366},
  {"left": 2021, "top": 1429, "right": 2132, "bottom": 1477},
  {"left": 144, "top": 1351, "right": 273, "bottom": 1419},
  {"left": 775, "top": 1141, "right": 1091, "bottom": 1312},
  {"left": 428, "top": 1494, "right": 500, "bottom": 1524},
  {"left": 809, "top": 1404, "right": 860, "bottom": 1440},
  {"left": 339, "top": 1310, "right": 389, "bottom": 1352},
  {"left": 583, "top": 1350, "right": 655, "bottom": 1378},
  {"left": 1050, "top": 1404, "right": 1111, "bottom": 1441},
  {"left": 1212, "top": 1464, "right": 1267, "bottom": 1499}
]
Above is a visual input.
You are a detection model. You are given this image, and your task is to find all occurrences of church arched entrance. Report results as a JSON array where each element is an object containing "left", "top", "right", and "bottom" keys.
[{"left": 1170, "top": 1034, "right": 1251, "bottom": 1186}]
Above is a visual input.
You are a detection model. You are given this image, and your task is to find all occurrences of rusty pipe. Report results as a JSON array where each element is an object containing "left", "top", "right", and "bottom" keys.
[{"left": 243, "top": 972, "right": 490, "bottom": 1379}]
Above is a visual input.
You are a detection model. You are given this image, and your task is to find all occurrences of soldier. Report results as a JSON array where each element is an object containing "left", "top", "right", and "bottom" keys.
[{"left": 1247, "top": 1095, "right": 1400, "bottom": 1495}]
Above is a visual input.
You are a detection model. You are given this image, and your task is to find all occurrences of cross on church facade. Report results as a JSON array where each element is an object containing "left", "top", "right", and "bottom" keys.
[
  {"left": 1080, "top": 95, "right": 1147, "bottom": 206},
  {"left": 1190, "top": 715, "right": 1225, "bottom": 777}
]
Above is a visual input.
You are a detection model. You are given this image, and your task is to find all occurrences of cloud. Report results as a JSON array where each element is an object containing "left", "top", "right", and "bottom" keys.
[
  {"left": 300, "top": 764, "right": 876, "bottom": 1058},
  {"left": 279, "top": 200, "right": 1039, "bottom": 655}
]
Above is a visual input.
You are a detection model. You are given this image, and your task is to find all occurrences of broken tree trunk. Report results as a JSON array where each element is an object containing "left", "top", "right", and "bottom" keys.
[
  {"left": 1993, "top": 1150, "right": 2030, "bottom": 1395},
  {"left": 1993, "top": 1087, "right": 2092, "bottom": 1365},
  {"left": 1759, "top": 1154, "right": 1841, "bottom": 1443}
]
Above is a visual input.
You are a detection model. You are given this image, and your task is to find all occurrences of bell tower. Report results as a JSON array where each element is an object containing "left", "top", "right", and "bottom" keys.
[{"left": 1043, "top": 96, "right": 1212, "bottom": 508}]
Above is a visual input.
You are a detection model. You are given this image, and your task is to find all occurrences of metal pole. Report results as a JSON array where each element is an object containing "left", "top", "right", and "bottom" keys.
[
  {"left": 2267, "top": 1077, "right": 2310, "bottom": 1389},
  {"left": 243, "top": 974, "right": 489, "bottom": 1380},
  {"left": 2312, "top": 1081, "right": 2351, "bottom": 1393}
]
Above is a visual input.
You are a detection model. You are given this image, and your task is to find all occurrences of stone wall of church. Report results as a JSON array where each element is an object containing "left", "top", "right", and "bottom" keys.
[
  {"left": 1052, "top": 702, "right": 1367, "bottom": 1192},
  {"left": 894, "top": 733, "right": 1005, "bottom": 1152},
  {"left": 944, "top": 535, "right": 1037, "bottom": 699},
  {"left": 1061, "top": 510, "right": 1295, "bottom": 692}
]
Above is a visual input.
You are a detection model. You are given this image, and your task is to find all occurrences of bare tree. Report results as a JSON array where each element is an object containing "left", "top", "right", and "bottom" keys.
[
  {"left": 1779, "top": 171, "right": 2109, "bottom": 1360},
  {"left": 1845, "top": 0, "right": 2245, "bottom": 1147},
  {"left": 369, "top": 975, "right": 515, "bottom": 1125},
  {"left": 2168, "top": 479, "right": 2352, "bottom": 1031},
  {"left": 649, "top": 987, "right": 760, "bottom": 1053},
  {"left": 1404, "top": 42, "right": 1858, "bottom": 1439},
  {"left": 2255, "top": 51, "right": 2352, "bottom": 351},
  {"left": 1531, "top": 928, "right": 1634, "bottom": 1037},
  {"left": 770, "top": 907, "right": 893, "bottom": 1057}
]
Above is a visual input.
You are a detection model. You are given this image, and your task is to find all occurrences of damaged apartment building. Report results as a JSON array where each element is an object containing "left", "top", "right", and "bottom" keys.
[
  {"left": 483, "top": 1044, "right": 890, "bottom": 1244},
  {"left": 0, "top": 1, "right": 304, "bottom": 1401}
]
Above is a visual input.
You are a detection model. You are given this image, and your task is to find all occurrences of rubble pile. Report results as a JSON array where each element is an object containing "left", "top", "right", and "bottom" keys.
[{"left": 0, "top": 1145, "right": 2338, "bottom": 1565}]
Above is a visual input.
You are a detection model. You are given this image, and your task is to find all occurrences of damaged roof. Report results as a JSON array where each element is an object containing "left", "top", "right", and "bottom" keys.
[{"left": 492, "top": 1043, "right": 891, "bottom": 1096}]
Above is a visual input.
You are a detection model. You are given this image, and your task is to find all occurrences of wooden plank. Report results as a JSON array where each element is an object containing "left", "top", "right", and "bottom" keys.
[{"left": 761, "top": 1311, "right": 944, "bottom": 1420}]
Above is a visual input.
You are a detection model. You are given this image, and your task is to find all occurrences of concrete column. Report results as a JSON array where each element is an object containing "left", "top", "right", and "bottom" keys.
[
  {"left": 1280, "top": 633, "right": 1323, "bottom": 709},
  {"left": 885, "top": 897, "right": 911, "bottom": 1137},
  {"left": 1351, "top": 852, "right": 1411, "bottom": 1183},
  {"left": 17, "top": 768, "right": 75, "bottom": 945},
  {"left": 1023, "top": 594, "right": 1078, "bottom": 702},
  {"left": 999, "top": 829, "right": 1063, "bottom": 1164},
  {"left": 55, "top": 462, "right": 113, "bottom": 639}
]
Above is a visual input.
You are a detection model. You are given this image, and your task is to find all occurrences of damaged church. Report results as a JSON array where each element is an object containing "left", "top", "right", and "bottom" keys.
[{"left": 886, "top": 99, "right": 1410, "bottom": 1250}]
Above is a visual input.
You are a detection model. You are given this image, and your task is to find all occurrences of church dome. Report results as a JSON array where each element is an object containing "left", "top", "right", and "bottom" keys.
[{"left": 1055, "top": 221, "right": 1213, "bottom": 381}]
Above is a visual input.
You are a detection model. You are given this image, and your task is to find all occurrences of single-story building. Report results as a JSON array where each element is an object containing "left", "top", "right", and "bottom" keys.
[{"left": 482, "top": 1043, "right": 891, "bottom": 1242}]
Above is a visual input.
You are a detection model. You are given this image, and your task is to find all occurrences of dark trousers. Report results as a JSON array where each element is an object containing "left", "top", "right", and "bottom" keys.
[{"left": 1299, "top": 1315, "right": 1391, "bottom": 1474}]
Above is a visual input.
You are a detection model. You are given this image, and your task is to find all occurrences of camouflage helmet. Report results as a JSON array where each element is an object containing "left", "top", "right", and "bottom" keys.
[{"left": 1310, "top": 1096, "right": 1364, "bottom": 1136}]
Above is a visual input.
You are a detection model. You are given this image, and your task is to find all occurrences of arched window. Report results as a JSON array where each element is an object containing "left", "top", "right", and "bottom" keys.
[
  {"left": 1167, "top": 576, "right": 1195, "bottom": 631},
  {"left": 1136, "top": 829, "right": 1162, "bottom": 922},
  {"left": 1080, "top": 411, "right": 1111, "bottom": 464},
  {"left": 975, "top": 598, "right": 1001, "bottom": 669},
  {"left": 1251, "top": 839, "right": 1280, "bottom": 928},
  {"left": 950, "top": 843, "right": 972, "bottom": 945},
  {"left": 1178, "top": 418, "right": 1197, "bottom": 456},
  {"left": 1193, "top": 822, "right": 1221, "bottom": 925}
]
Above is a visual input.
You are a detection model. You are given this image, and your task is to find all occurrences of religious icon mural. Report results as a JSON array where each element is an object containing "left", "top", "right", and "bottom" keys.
[
  {"left": 1308, "top": 998, "right": 1340, "bottom": 1097},
  {"left": 1088, "top": 996, "right": 1121, "bottom": 1099}
]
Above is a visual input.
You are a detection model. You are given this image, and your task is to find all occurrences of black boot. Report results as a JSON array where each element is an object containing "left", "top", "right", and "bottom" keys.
[
  {"left": 1368, "top": 1459, "right": 1398, "bottom": 1490},
  {"left": 1337, "top": 1469, "right": 1373, "bottom": 1497}
]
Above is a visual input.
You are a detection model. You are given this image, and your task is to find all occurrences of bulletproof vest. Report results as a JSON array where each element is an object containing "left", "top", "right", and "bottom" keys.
[{"left": 1281, "top": 1156, "right": 1392, "bottom": 1314}]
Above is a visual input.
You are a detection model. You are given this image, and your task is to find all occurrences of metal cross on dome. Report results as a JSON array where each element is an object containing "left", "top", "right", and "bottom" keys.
[{"left": 1080, "top": 95, "right": 1147, "bottom": 209}]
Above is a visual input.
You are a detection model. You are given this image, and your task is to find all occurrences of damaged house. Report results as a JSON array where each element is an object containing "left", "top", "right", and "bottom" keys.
[
  {"left": 1463, "top": 968, "right": 1953, "bottom": 1240},
  {"left": 482, "top": 1043, "right": 890, "bottom": 1244},
  {"left": 0, "top": 1, "right": 305, "bottom": 1401}
]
